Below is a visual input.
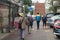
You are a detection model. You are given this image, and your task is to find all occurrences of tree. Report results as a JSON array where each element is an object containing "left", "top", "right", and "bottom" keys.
[
  {"left": 49, "top": 6, "right": 54, "bottom": 11},
  {"left": 22, "top": 0, "right": 32, "bottom": 6},
  {"left": 21, "top": 0, "right": 32, "bottom": 14},
  {"left": 30, "top": 10, "right": 33, "bottom": 15},
  {"left": 25, "top": 5, "right": 29, "bottom": 14},
  {"left": 49, "top": 0, "right": 57, "bottom": 13},
  {"left": 49, "top": 6, "right": 57, "bottom": 13}
]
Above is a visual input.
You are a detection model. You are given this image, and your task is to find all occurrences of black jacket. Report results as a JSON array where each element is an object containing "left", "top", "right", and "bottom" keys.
[{"left": 42, "top": 16, "right": 47, "bottom": 22}]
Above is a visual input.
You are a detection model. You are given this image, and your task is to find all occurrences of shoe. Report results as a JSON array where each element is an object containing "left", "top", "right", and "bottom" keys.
[
  {"left": 28, "top": 32, "right": 31, "bottom": 34},
  {"left": 31, "top": 27, "right": 34, "bottom": 30},
  {"left": 37, "top": 28, "right": 39, "bottom": 30},
  {"left": 22, "top": 38, "right": 24, "bottom": 40},
  {"left": 20, "top": 38, "right": 22, "bottom": 40}
]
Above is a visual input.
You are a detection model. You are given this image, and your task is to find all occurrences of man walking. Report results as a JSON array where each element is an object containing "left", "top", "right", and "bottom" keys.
[
  {"left": 42, "top": 15, "right": 47, "bottom": 28},
  {"left": 27, "top": 15, "right": 33, "bottom": 34},
  {"left": 18, "top": 13, "right": 27, "bottom": 40},
  {"left": 35, "top": 13, "right": 41, "bottom": 30}
]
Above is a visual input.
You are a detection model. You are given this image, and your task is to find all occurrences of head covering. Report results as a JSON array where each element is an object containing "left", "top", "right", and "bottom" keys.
[
  {"left": 27, "top": 14, "right": 31, "bottom": 17},
  {"left": 19, "top": 13, "right": 24, "bottom": 16},
  {"left": 36, "top": 13, "right": 40, "bottom": 16},
  {"left": 37, "top": 13, "right": 39, "bottom": 14}
]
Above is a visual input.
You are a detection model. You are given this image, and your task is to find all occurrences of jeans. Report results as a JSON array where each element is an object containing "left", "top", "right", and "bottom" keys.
[
  {"left": 28, "top": 22, "right": 33, "bottom": 33},
  {"left": 28, "top": 25, "right": 32, "bottom": 33},
  {"left": 20, "top": 29, "right": 25, "bottom": 39},
  {"left": 43, "top": 21, "right": 46, "bottom": 26},
  {"left": 37, "top": 21, "right": 40, "bottom": 30}
]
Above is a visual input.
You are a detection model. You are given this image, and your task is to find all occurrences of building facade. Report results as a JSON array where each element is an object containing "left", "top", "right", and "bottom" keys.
[
  {"left": 0, "top": 0, "right": 21, "bottom": 33},
  {"left": 34, "top": 2, "right": 45, "bottom": 15}
]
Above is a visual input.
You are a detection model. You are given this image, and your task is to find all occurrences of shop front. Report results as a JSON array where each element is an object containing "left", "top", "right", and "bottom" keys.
[
  {"left": 0, "top": 0, "right": 19, "bottom": 33},
  {"left": 0, "top": 3, "right": 9, "bottom": 33}
]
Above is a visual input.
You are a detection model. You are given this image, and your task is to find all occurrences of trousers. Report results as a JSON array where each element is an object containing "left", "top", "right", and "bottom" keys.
[
  {"left": 20, "top": 29, "right": 25, "bottom": 39},
  {"left": 37, "top": 21, "right": 40, "bottom": 30}
]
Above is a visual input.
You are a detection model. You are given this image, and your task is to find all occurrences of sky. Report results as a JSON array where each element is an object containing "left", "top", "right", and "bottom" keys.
[
  {"left": 32, "top": 0, "right": 45, "bottom": 3},
  {"left": 31, "top": 0, "right": 50, "bottom": 9}
]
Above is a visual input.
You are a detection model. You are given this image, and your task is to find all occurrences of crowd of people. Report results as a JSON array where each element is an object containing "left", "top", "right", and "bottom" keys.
[{"left": 14, "top": 13, "right": 47, "bottom": 40}]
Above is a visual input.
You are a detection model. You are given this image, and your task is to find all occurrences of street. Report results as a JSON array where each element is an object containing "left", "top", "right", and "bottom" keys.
[
  {"left": 1, "top": 21, "right": 60, "bottom": 40},
  {"left": 0, "top": 0, "right": 60, "bottom": 40}
]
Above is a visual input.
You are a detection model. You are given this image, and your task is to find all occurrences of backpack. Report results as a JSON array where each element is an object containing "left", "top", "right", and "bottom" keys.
[
  {"left": 28, "top": 17, "right": 33, "bottom": 23},
  {"left": 43, "top": 16, "right": 45, "bottom": 19}
]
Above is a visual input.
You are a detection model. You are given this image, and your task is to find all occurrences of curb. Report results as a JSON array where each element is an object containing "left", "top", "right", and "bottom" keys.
[
  {"left": 0, "top": 33, "right": 10, "bottom": 40},
  {"left": 0, "top": 30, "right": 15, "bottom": 40}
]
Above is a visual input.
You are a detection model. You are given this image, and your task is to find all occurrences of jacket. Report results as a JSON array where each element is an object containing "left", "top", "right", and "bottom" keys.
[
  {"left": 19, "top": 17, "right": 27, "bottom": 29},
  {"left": 36, "top": 15, "right": 41, "bottom": 21},
  {"left": 42, "top": 16, "right": 47, "bottom": 22},
  {"left": 26, "top": 16, "right": 33, "bottom": 26}
]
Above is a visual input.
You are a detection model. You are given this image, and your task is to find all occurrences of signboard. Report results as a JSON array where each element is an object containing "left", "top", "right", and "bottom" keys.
[{"left": 28, "top": 7, "right": 33, "bottom": 11}]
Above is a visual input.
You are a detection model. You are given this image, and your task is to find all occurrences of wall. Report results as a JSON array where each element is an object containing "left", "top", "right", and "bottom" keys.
[{"left": 34, "top": 2, "right": 45, "bottom": 15}]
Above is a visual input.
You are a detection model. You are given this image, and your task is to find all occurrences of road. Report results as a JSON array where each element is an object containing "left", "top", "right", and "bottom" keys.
[{"left": 1, "top": 21, "right": 60, "bottom": 40}]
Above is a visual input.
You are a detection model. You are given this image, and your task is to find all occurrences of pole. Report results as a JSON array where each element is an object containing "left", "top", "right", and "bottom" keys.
[{"left": 7, "top": 3, "right": 11, "bottom": 33}]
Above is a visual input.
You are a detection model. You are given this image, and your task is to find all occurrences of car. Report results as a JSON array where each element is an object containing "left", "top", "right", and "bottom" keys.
[
  {"left": 53, "top": 20, "right": 60, "bottom": 38},
  {"left": 46, "top": 15, "right": 60, "bottom": 28},
  {"left": 54, "top": 13, "right": 60, "bottom": 15},
  {"left": 46, "top": 13, "right": 54, "bottom": 19},
  {"left": 46, "top": 13, "right": 54, "bottom": 26}
]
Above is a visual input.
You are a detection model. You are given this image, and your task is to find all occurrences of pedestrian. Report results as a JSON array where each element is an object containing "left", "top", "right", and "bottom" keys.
[
  {"left": 14, "top": 16, "right": 19, "bottom": 30},
  {"left": 35, "top": 13, "right": 41, "bottom": 30},
  {"left": 42, "top": 15, "right": 47, "bottom": 28},
  {"left": 18, "top": 13, "right": 27, "bottom": 40},
  {"left": 27, "top": 15, "right": 33, "bottom": 34}
]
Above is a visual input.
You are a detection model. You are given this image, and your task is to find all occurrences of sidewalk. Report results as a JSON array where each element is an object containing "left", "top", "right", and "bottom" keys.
[
  {"left": 0, "top": 29, "right": 15, "bottom": 40},
  {"left": 0, "top": 21, "right": 56, "bottom": 40},
  {"left": 0, "top": 32, "right": 10, "bottom": 40},
  {"left": 0, "top": 17, "right": 19, "bottom": 40},
  {"left": 25, "top": 21, "right": 55, "bottom": 40}
]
